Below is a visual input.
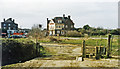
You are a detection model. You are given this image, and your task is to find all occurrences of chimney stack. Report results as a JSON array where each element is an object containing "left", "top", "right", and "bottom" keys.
[
  {"left": 9, "top": 18, "right": 12, "bottom": 21},
  {"left": 47, "top": 18, "right": 49, "bottom": 24},
  {"left": 63, "top": 14, "right": 65, "bottom": 17},
  {"left": 13, "top": 19, "right": 15, "bottom": 23},
  {"left": 3, "top": 18, "right": 5, "bottom": 22},
  {"left": 47, "top": 18, "right": 49, "bottom": 30},
  {"left": 68, "top": 15, "right": 70, "bottom": 19}
]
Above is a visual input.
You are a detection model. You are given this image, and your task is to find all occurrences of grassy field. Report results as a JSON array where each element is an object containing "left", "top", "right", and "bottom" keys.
[
  {"left": 2, "top": 35, "right": 119, "bottom": 56},
  {"left": 15, "top": 35, "right": 118, "bottom": 56},
  {"left": 2, "top": 35, "right": 119, "bottom": 67}
]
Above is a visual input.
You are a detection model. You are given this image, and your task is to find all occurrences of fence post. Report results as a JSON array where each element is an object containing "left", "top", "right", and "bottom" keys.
[
  {"left": 38, "top": 43, "right": 40, "bottom": 56},
  {"left": 100, "top": 46, "right": 103, "bottom": 57},
  {"left": 95, "top": 46, "right": 99, "bottom": 59},
  {"left": 82, "top": 40, "right": 86, "bottom": 58},
  {"left": 36, "top": 42, "right": 39, "bottom": 57},
  {"left": 99, "top": 46, "right": 101, "bottom": 57},
  {"left": 107, "top": 34, "right": 111, "bottom": 58}
]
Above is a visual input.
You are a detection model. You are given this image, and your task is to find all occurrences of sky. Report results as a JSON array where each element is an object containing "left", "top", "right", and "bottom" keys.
[{"left": 0, "top": 0, "right": 119, "bottom": 29}]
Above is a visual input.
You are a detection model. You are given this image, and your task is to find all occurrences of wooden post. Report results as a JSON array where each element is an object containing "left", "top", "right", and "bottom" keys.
[
  {"left": 107, "top": 34, "right": 111, "bottom": 58},
  {"left": 38, "top": 43, "right": 40, "bottom": 56},
  {"left": 103, "top": 46, "right": 106, "bottom": 55},
  {"left": 100, "top": 46, "right": 103, "bottom": 57},
  {"left": 95, "top": 47, "right": 98, "bottom": 58},
  {"left": 95, "top": 46, "right": 100, "bottom": 59},
  {"left": 100, "top": 46, "right": 101, "bottom": 56},
  {"left": 82, "top": 40, "right": 86, "bottom": 58}
]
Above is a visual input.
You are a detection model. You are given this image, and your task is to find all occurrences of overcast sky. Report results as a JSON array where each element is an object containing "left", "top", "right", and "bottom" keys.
[{"left": 0, "top": 0, "right": 118, "bottom": 29}]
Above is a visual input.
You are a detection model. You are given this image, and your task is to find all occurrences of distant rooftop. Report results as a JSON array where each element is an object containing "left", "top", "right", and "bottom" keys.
[
  {"left": 48, "top": 14, "right": 73, "bottom": 24},
  {"left": 3, "top": 18, "right": 16, "bottom": 24}
]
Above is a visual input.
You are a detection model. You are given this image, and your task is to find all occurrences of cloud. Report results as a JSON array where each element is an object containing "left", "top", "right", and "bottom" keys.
[{"left": 0, "top": 0, "right": 118, "bottom": 29}]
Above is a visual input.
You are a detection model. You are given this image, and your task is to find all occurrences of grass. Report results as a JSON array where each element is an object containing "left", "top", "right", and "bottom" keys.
[
  {"left": 17, "top": 36, "right": 118, "bottom": 56},
  {"left": 38, "top": 35, "right": 118, "bottom": 56},
  {"left": 2, "top": 35, "right": 119, "bottom": 68},
  {"left": 38, "top": 38, "right": 108, "bottom": 46},
  {"left": 2, "top": 35, "right": 119, "bottom": 56}
]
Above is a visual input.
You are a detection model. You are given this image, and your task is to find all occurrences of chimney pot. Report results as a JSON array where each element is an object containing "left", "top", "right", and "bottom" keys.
[
  {"left": 9, "top": 18, "right": 12, "bottom": 21},
  {"left": 68, "top": 15, "right": 70, "bottom": 19},
  {"left": 13, "top": 19, "right": 15, "bottom": 22},
  {"left": 47, "top": 18, "right": 49, "bottom": 24},
  {"left": 63, "top": 14, "right": 65, "bottom": 17},
  {"left": 3, "top": 18, "right": 5, "bottom": 22}
]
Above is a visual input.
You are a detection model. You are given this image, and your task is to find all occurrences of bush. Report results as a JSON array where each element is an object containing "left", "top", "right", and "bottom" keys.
[
  {"left": 65, "top": 31, "right": 83, "bottom": 37},
  {"left": 110, "top": 30, "right": 119, "bottom": 35},
  {"left": 49, "top": 37, "right": 62, "bottom": 42},
  {"left": 49, "top": 37, "right": 57, "bottom": 42},
  {"left": 2, "top": 39, "right": 43, "bottom": 66}
]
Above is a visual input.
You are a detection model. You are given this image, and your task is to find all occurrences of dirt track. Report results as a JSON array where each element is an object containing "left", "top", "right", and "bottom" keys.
[{"left": 4, "top": 57, "right": 118, "bottom": 67}]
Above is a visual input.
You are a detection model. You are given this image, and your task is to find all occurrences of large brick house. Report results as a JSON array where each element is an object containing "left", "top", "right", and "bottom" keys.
[{"left": 47, "top": 14, "right": 75, "bottom": 36}]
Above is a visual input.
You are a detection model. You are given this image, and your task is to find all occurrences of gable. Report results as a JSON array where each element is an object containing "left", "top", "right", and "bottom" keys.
[
  {"left": 64, "top": 19, "right": 74, "bottom": 25},
  {"left": 49, "top": 20, "right": 54, "bottom": 23}
]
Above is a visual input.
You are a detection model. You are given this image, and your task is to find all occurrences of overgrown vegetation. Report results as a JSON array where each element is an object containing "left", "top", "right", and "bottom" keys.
[
  {"left": 75, "top": 25, "right": 120, "bottom": 37},
  {"left": 38, "top": 35, "right": 118, "bottom": 56},
  {"left": 28, "top": 24, "right": 46, "bottom": 39},
  {"left": 2, "top": 39, "right": 46, "bottom": 66},
  {"left": 65, "top": 30, "right": 84, "bottom": 37}
]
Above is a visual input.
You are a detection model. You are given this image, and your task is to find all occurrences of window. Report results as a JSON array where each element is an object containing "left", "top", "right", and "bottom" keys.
[
  {"left": 3, "top": 27, "right": 6, "bottom": 29},
  {"left": 50, "top": 25, "right": 54, "bottom": 29},
  {"left": 59, "top": 26, "right": 61, "bottom": 28},
  {"left": 66, "top": 25, "right": 68, "bottom": 28},
  {"left": 3, "top": 24, "right": 6, "bottom": 26},
  {"left": 58, "top": 20, "right": 62, "bottom": 23},
  {"left": 13, "top": 28, "right": 15, "bottom": 30},
  {"left": 8, "top": 24, "right": 11, "bottom": 26},
  {"left": 61, "top": 31, "right": 64, "bottom": 35},
  {"left": 57, "top": 31, "right": 60, "bottom": 34},
  {"left": 56, "top": 26, "right": 58, "bottom": 28},
  {"left": 8, "top": 27, "right": 11, "bottom": 30}
]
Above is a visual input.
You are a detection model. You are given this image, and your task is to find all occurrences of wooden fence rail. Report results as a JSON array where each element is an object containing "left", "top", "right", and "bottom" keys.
[{"left": 82, "top": 34, "right": 111, "bottom": 60}]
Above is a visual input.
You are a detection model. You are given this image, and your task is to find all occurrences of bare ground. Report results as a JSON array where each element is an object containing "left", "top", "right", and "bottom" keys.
[
  {"left": 4, "top": 57, "right": 119, "bottom": 67},
  {"left": 3, "top": 43, "right": 119, "bottom": 67}
]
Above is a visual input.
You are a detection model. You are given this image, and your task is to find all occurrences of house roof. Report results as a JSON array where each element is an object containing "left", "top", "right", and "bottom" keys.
[
  {"left": 5, "top": 18, "right": 13, "bottom": 22},
  {"left": 51, "top": 17, "right": 73, "bottom": 24},
  {"left": 2, "top": 18, "right": 18, "bottom": 25},
  {"left": 48, "top": 14, "right": 74, "bottom": 25}
]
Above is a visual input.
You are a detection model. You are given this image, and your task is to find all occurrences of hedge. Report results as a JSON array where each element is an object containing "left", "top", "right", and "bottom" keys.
[{"left": 2, "top": 39, "right": 41, "bottom": 66}]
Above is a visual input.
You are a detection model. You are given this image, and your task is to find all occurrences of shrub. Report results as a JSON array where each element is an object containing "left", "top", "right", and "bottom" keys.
[
  {"left": 49, "top": 37, "right": 62, "bottom": 42},
  {"left": 2, "top": 39, "right": 43, "bottom": 66},
  {"left": 49, "top": 37, "right": 57, "bottom": 42},
  {"left": 65, "top": 31, "right": 83, "bottom": 37}
]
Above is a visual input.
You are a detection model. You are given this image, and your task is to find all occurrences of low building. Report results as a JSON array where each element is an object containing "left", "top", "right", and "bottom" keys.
[
  {"left": 47, "top": 14, "right": 75, "bottom": 36},
  {"left": 18, "top": 28, "right": 31, "bottom": 36}
]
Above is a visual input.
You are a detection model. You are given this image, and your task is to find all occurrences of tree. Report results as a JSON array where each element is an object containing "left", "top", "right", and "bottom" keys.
[
  {"left": 83, "top": 25, "right": 91, "bottom": 30},
  {"left": 28, "top": 24, "right": 43, "bottom": 56},
  {"left": 29, "top": 24, "right": 43, "bottom": 39},
  {"left": 110, "top": 29, "right": 119, "bottom": 35},
  {"left": 97, "top": 27, "right": 103, "bottom": 30}
]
